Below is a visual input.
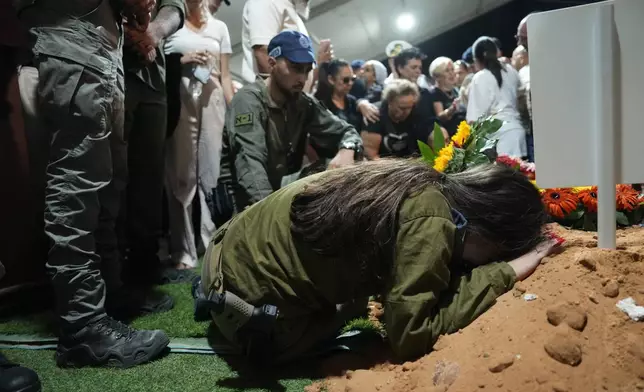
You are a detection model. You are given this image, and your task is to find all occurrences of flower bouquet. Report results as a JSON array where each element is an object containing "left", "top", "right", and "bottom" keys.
[
  {"left": 417, "top": 118, "right": 502, "bottom": 173},
  {"left": 418, "top": 119, "right": 644, "bottom": 231},
  {"left": 495, "top": 155, "right": 644, "bottom": 231}
]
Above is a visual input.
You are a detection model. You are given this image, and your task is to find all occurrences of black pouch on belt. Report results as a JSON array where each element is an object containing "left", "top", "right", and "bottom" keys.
[
  {"left": 208, "top": 183, "right": 236, "bottom": 227},
  {"left": 191, "top": 277, "right": 280, "bottom": 364}
]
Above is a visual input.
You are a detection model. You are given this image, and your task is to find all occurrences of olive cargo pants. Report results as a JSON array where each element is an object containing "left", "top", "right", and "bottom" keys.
[
  {"left": 20, "top": 3, "right": 126, "bottom": 331},
  {"left": 202, "top": 241, "right": 367, "bottom": 364}
]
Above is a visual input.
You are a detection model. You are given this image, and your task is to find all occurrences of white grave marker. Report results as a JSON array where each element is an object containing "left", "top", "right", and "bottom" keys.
[{"left": 529, "top": 0, "right": 644, "bottom": 248}]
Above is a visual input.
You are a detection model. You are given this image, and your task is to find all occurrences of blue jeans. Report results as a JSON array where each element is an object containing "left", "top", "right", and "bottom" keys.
[{"left": 526, "top": 133, "right": 535, "bottom": 163}]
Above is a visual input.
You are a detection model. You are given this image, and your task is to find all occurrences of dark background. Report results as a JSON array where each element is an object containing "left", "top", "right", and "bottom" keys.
[{"left": 392, "top": 0, "right": 602, "bottom": 68}]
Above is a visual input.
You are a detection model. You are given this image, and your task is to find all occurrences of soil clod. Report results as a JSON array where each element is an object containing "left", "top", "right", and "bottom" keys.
[
  {"left": 546, "top": 303, "right": 588, "bottom": 331},
  {"left": 544, "top": 330, "right": 583, "bottom": 366},
  {"left": 602, "top": 280, "right": 620, "bottom": 298},
  {"left": 488, "top": 355, "right": 515, "bottom": 373}
]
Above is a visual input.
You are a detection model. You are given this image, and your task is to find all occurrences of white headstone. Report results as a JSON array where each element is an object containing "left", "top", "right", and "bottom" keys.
[{"left": 528, "top": 0, "right": 644, "bottom": 248}]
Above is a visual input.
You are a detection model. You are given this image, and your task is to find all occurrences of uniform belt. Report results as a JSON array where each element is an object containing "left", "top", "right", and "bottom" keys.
[{"left": 193, "top": 243, "right": 280, "bottom": 363}]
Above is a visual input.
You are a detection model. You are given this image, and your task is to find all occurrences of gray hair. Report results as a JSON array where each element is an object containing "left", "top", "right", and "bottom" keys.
[
  {"left": 382, "top": 79, "right": 419, "bottom": 103},
  {"left": 364, "top": 60, "right": 387, "bottom": 86},
  {"left": 512, "top": 45, "right": 528, "bottom": 57},
  {"left": 429, "top": 56, "right": 453, "bottom": 78}
]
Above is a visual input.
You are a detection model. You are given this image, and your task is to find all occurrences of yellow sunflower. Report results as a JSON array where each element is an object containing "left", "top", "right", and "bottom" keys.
[
  {"left": 433, "top": 142, "right": 455, "bottom": 172},
  {"left": 572, "top": 186, "right": 592, "bottom": 193},
  {"left": 451, "top": 121, "right": 471, "bottom": 147}
]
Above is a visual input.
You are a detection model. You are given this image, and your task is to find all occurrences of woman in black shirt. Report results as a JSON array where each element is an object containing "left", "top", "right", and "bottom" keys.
[
  {"left": 315, "top": 59, "right": 362, "bottom": 131},
  {"left": 360, "top": 79, "right": 432, "bottom": 159},
  {"left": 428, "top": 56, "right": 466, "bottom": 136}
]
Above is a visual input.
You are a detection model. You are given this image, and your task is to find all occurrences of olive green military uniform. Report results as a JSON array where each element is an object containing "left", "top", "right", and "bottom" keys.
[
  {"left": 16, "top": 0, "right": 125, "bottom": 330},
  {"left": 119, "top": 1, "right": 184, "bottom": 278},
  {"left": 214, "top": 80, "right": 363, "bottom": 219},
  {"left": 202, "top": 172, "right": 517, "bottom": 362}
]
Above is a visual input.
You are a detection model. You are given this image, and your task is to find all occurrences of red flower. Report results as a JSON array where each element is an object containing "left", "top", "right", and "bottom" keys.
[
  {"left": 542, "top": 188, "right": 579, "bottom": 219},
  {"left": 577, "top": 187, "right": 598, "bottom": 213},
  {"left": 521, "top": 170, "right": 536, "bottom": 180},
  {"left": 616, "top": 184, "right": 639, "bottom": 211},
  {"left": 496, "top": 155, "right": 520, "bottom": 170}
]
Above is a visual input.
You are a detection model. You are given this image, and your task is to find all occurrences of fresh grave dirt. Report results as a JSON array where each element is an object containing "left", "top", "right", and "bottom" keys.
[{"left": 307, "top": 226, "right": 644, "bottom": 392}]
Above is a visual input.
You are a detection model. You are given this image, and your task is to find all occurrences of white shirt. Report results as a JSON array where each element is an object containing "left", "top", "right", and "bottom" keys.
[
  {"left": 518, "top": 65, "right": 531, "bottom": 120},
  {"left": 518, "top": 64, "right": 530, "bottom": 87},
  {"left": 466, "top": 63, "right": 522, "bottom": 124},
  {"left": 164, "top": 14, "right": 232, "bottom": 75},
  {"left": 241, "top": 0, "right": 309, "bottom": 83}
]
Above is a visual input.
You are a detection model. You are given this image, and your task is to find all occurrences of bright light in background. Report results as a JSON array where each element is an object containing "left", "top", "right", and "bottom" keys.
[{"left": 396, "top": 13, "right": 415, "bottom": 32}]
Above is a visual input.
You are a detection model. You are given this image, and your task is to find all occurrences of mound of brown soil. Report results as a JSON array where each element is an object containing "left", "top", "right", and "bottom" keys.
[{"left": 308, "top": 227, "right": 644, "bottom": 392}]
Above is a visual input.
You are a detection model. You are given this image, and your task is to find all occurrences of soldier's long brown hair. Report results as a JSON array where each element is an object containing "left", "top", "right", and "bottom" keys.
[{"left": 290, "top": 160, "right": 547, "bottom": 269}]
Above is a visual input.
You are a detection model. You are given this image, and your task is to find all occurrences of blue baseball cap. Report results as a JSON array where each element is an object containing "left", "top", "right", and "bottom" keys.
[
  {"left": 267, "top": 30, "right": 316, "bottom": 64},
  {"left": 462, "top": 46, "right": 473, "bottom": 64},
  {"left": 351, "top": 59, "right": 365, "bottom": 69}
]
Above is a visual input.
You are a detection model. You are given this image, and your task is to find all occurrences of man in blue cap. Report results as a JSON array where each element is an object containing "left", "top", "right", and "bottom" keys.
[
  {"left": 349, "top": 59, "right": 368, "bottom": 99},
  {"left": 212, "top": 30, "right": 363, "bottom": 223}
]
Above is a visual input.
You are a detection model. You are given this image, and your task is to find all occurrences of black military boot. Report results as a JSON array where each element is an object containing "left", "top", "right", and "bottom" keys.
[
  {"left": 0, "top": 352, "right": 41, "bottom": 392},
  {"left": 55, "top": 316, "right": 170, "bottom": 368}
]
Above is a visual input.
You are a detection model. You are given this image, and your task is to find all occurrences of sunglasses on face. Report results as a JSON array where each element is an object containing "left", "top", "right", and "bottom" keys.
[{"left": 340, "top": 75, "right": 357, "bottom": 84}]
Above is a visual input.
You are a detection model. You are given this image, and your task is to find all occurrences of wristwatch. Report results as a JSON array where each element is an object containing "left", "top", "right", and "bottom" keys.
[{"left": 340, "top": 141, "right": 364, "bottom": 159}]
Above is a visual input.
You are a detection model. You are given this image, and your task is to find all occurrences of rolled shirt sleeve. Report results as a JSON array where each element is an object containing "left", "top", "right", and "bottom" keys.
[
  {"left": 384, "top": 215, "right": 516, "bottom": 360},
  {"left": 219, "top": 20, "right": 233, "bottom": 54},
  {"left": 158, "top": 0, "right": 185, "bottom": 29},
  {"left": 245, "top": 0, "right": 283, "bottom": 48}
]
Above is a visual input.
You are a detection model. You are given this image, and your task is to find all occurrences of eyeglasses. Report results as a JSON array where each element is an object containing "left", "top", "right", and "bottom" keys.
[{"left": 341, "top": 75, "right": 357, "bottom": 84}]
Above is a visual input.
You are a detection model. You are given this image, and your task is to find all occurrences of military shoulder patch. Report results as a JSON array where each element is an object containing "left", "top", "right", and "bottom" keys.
[{"left": 235, "top": 113, "right": 254, "bottom": 127}]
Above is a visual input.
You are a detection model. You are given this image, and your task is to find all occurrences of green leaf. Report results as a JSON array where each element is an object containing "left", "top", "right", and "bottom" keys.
[
  {"left": 565, "top": 209, "right": 585, "bottom": 221},
  {"left": 474, "top": 118, "right": 503, "bottom": 139},
  {"left": 616, "top": 211, "right": 630, "bottom": 226},
  {"left": 446, "top": 147, "right": 466, "bottom": 173},
  {"left": 465, "top": 152, "right": 492, "bottom": 168},
  {"left": 583, "top": 213, "right": 598, "bottom": 231},
  {"left": 570, "top": 218, "right": 585, "bottom": 230},
  {"left": 476, "top": 137, "right": 498, "bottom": 152},
  {"left": 432, "top": 122, "right": 445, "bottom": 153},
  {"left": 634, "top": 207, "right": 644, "bottom": 225},
  {"left": 417, "top": 140, "right": 435, "bottom": 164}
]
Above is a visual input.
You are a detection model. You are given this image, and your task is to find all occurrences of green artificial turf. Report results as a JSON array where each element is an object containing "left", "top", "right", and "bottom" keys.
[
  {"left": 0, "top": 284, "right": 208, "bottom": 337},
  {"left": 342, "top": 318, "right": 385, "bottom": 336},
  {"left": 0, "top": 283, "right": 384, "bottom": 391},
  {"left": 0, "top": 283, "right": 317, "bottom": 391},
  {"left": 3, "top": 350, "right": 315, "bottom": 392}
]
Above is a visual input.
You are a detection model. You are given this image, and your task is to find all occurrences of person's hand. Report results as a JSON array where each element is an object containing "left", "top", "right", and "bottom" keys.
[
  {"left": 358, "top": 100, "right": 379, "bottom": 124},
  {"left": 124, "top": 24, "right": 159, "bottom": 64},
  {"left": 122, "top": 0, "right": 156, "bottom": 31},
  {"left": 327, "top": 149, "right": 356, "bottom": 169},
  {"left": 317, "top": 39, "right": 333, "bottom": 64},
  {"left": 122, "top": 0, "right": 156, "bottom": 15},
  {"left": 508, "top": 238, "right": 563, "bottom": 281},
  {"left": 181, "top": 50, "right": 212, "bottom": 66},
  {"left": 443, "top": 106, "right": 455, "bottom": 120}
]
